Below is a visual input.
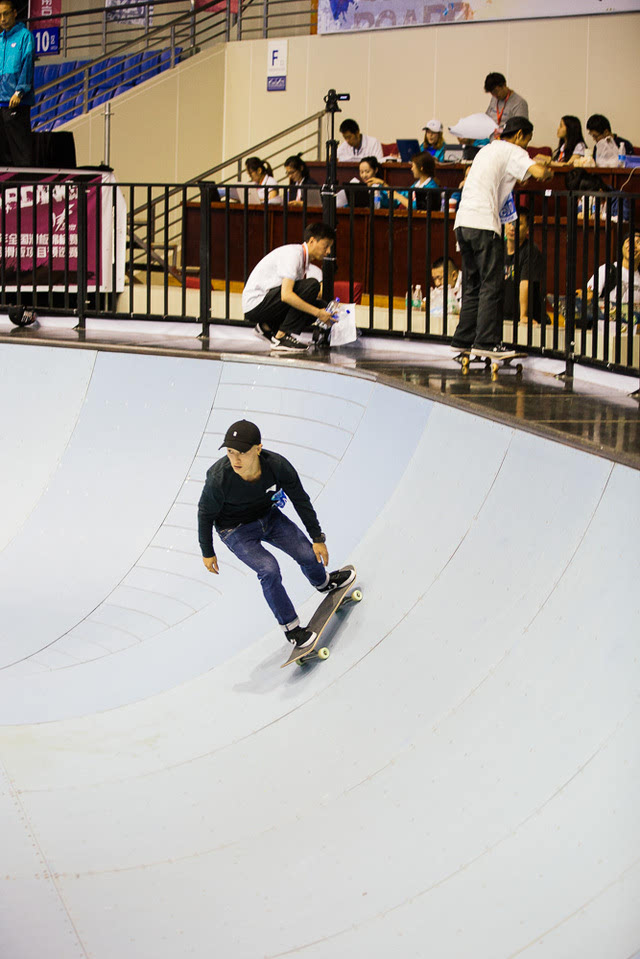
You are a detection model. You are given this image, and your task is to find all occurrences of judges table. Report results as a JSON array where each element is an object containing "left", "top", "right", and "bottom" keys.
[{"left": 184, "top": 164, "right": 639, "bottom": 299}]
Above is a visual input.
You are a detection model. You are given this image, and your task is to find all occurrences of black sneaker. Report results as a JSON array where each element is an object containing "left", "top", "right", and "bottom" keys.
[
  {"left": 317, "top": 567, "right": 356, "bottom": 593},
  {"left": 254, "top": 322, "right": 272, "bottom": 341},
  {"left": 285, "top": 625, "right": 316, "bottom": 648},
  {"left": 271, "top": 334, "right": 308, "bottom": 353}
]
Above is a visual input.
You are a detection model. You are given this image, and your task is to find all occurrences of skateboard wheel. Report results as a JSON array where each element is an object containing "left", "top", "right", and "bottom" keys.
[
  {"left": 461, "top": 356, "right": 469, "bottom": 370},
  {"left": 516, "top": 364, "right": 523, "bottom": 374},
  {"left": 296, "top": 658, "right": 306, "bottom": 667},
  {"left": 351, "top": 589, "right": 363, "bottom": 602},
  {"left": 317, "top": 647, "right": 330, "bottom": 660},
  {"left": 491, "top": 363, "right": 499, "bottom": 374}
]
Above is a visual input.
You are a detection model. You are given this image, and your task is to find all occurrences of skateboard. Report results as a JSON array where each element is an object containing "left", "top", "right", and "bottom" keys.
[
  {"left": 459, "top": 348, "right": 526, "bottom": 378},
  {"left": 281, "top": 564, "right": 362, "bottom": 668}
]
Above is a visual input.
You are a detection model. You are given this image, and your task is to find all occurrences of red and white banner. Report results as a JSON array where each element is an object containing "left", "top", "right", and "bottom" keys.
[
  {"left": 28, "top": 0, "right": 61, "bottom": 29},
  {"left": 0, "top": 171, "right": 126, "bottom": 293}
]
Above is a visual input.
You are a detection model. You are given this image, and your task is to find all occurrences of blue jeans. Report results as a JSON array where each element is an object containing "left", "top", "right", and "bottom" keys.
[{"left": 218, "top": 509, "right": 328, "bottom": 629}]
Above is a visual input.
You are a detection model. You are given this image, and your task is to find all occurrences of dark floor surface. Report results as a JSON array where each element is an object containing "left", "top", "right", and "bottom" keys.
[{"left": 2, "top": 320, "right": 639, "bottom": 470}]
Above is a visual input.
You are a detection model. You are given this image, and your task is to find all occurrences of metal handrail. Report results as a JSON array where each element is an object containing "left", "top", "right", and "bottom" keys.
[
  {"left": 32, "top": 0, "right": 225, "bottom": 99},
  {"left": 128, "top": 110, "right": 326, "bottom": 274}
]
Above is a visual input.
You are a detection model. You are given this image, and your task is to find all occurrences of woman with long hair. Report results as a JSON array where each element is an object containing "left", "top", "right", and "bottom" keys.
[
  {"left": 284, "top": 153, "right": 319, "bottom": 204},
  {"left": 552, "top": 115, "right": 586, "bottom": 165},
  {"left": 244, "top": 156, "right": 279, "bottom": 203}
]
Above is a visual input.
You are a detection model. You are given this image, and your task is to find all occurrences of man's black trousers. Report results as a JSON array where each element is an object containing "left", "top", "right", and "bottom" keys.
[
  {"left": 452, "top": 226, "right": 504, "bottom": 349},
  {"left": 245, "top": 278, "right": 323, "bottom": 336},
  {"left": 0, "top": 106, "right": 34, "bottom": 167}
]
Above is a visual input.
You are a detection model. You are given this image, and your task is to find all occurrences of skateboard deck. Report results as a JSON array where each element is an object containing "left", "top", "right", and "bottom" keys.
[
  {"left": 460, "top": 348, "right": 526, "bottom": 377},
  {"left": 281, "top": 565, "right": 362, "bottom": 668}
]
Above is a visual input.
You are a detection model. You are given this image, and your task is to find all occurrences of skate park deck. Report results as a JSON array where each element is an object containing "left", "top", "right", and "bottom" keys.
[{"left": 0, "top": 331, "right": 638, "bottom": 959}]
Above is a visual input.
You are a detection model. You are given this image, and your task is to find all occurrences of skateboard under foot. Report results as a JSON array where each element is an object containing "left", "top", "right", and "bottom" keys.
[
  {"left": 281, "top": 565, "right": 362, "bottom": 668},
  {"left": 458, "top": 348, "right": 526, "bottom": 378}
]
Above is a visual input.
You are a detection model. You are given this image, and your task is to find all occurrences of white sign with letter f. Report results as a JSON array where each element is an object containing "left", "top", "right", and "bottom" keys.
[{"left": 267, "top": 40, "right": 288, "bottom": 92}]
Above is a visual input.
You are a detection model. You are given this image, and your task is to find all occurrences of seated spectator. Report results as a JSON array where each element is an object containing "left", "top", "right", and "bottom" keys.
[
  {"left": 550, "top": 115, "right": 586, "bottom": 165},
  {"left": 284, "top": 153, "right": 321, "bottom": 206},
  {"left": 337, "top": 118, "right": 383, "bottom": 163},
  {"left": 503, "top": 217, "right": 546, "bottom": 326},
  {"left": 484, "top": 72, "right": 529, "bottom": 132},
  {"left": 586, "top": 114, "right": 634, "bottom": 165},
  {"left": 366, "top": 152, "right": 441, "bottom": 211},
  {"left": 421, "top": 120, "right": 446, "bottom": 161},
  {"left": 574, "top": 231, "right": 640, "bottom": 328},
  {"left": 431, "top": 256, "right": 462, "bottom": 313},
  {"left": 245, "top": 156, "right": 279, "bottom": 204}
]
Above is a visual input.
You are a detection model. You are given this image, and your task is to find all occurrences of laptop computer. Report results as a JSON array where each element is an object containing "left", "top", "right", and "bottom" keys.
[
  {"left": 442, "top": 145, "right": 464, "bottom": 162},
  {"left": 396, "top": 138, "right": 421, "bottom": 163}
]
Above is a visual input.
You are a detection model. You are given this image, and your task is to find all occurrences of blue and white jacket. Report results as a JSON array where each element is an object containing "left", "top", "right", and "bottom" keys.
[{"left": 0, "top": 22, "right": 35, "bottom": 107}]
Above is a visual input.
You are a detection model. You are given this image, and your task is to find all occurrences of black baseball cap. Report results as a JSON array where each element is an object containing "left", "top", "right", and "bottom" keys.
[{"left": 219, "top": 420, "right": 261, "bottom": 453}]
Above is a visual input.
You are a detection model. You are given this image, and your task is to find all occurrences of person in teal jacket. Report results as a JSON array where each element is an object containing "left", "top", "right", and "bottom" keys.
[{"left": 0, "top": 0, "right": 35, "bottom": 166}]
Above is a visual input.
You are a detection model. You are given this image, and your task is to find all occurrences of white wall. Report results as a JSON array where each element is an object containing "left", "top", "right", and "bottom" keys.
[{"left": 62, "top": 12, "right": 640, "bottom": 181}]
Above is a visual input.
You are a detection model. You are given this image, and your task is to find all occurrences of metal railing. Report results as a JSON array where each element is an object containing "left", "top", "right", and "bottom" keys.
[
  {"left": 30, "top": 0, "right": 230, "bottom": 132},
  {"left": 129, "top": 110, "right": 326, "bottom": 278},
  {"left": 0, "top": 176, "right": 638, "bottom": 384},
  {"left": 28, "top": 0, "right": 314, "bottom": 60}
]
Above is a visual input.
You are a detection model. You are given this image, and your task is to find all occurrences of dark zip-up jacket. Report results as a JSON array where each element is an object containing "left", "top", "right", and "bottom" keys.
[{"left": 198, "top": 449, "right": 323, "bottom": 557}]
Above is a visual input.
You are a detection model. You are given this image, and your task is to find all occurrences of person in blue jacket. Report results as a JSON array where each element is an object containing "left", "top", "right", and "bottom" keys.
[{"left": 0, "top": 0, "right": 35, "bottom": 166}]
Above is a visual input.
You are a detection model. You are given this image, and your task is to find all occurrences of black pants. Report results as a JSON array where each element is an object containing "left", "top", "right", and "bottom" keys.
[
  {"left": 245, "top": 278, "right": 323, "bottom": 336},
  {"left": 0, "top": 105, "right": 33, "bottom": 167},
  {"left": 452, "top": 226, "right": 504, "bottom": 348}
]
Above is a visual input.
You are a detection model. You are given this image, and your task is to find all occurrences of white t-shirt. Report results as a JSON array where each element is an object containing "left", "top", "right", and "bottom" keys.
[
  {"left": 337, "top": 134, "right": 383, "bottom": 163},
  {"left": 587, "top": 262, "right": 640, "bottom": 305},
  {"left": 242, "top": 243, "right": 310, "bottom": 313},
  {"left": 246, "top": 174, "right": 279, "bottom": 205},
  {"left": 454, "top": 140, "right": 534, "bottom": 236}
]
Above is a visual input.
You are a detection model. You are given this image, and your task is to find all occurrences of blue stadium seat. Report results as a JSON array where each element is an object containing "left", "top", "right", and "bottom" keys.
[
  {"left": 138, "top": 50, "right": 160, "bottom": 83},
  {"left": 121, "top": 53, "right": 142, "bottom": 85},
  {"left": 159, "top": 47, "right": 183, "bottom": 72}
]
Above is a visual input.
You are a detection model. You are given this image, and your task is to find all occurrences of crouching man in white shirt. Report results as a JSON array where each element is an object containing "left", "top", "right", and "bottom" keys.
[
  {"left": 242, "top": 222, "right": 337, "bottom": 354},
  {"left": 451, "top": 116, "right": 553, "bottom": 354}
]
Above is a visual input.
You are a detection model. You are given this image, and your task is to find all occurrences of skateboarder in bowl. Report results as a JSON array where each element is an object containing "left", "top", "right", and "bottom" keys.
[{"left": 198, "top": 419, "right": 355, "bottom": 648}]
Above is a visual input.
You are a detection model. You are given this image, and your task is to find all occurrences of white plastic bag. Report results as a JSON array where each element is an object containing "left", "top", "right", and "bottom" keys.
[
  {"left": 595, "top": 136, "right": 622, "bottom": 168},
  {"left": 329, "top": 304, "right": 358, "bottom": 346}
]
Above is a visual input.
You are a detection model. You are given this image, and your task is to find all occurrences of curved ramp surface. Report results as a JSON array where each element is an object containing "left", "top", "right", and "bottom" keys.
[{"left": 0, "top": 344, "right": 638, "bottom": 959}]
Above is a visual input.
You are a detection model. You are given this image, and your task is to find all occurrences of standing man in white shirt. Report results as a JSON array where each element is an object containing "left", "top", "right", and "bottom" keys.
[
  {"left": 450, "top": 116, "right": 552, "bottom": 353},
  {"left": 337, "top": 119, "right": 384, "bottom": 163},
  {"left": 242, "top": 222, "right": 337, "bottom": 353}
]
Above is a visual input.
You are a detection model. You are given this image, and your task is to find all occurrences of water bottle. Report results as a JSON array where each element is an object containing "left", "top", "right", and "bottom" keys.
[
  {"left": 325, "top": 297, "right": 340, "bottom": 318},
  {"left": 618, "top": 143, "right": 627, "bottom": 167},
  {"left": 373, "top": 191, "right": 381, "bottom": 210},
  {"left": 413, "top": 284, "right": 423, "bottom": 308}
]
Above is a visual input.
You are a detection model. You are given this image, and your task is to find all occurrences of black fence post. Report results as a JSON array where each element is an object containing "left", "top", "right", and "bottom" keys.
[
  {"left": 561, "top": 189, "right": 577, "bottom": 380},
  {"left": 199, "top": 182, "right": 212, "bottom": 339},
  {"left": 75, "top": 183, "right": 87, "bottom": 334}
]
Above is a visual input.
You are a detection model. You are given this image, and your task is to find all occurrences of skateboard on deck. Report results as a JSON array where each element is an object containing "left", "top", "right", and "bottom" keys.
[
  {"left": 459, "top": 348, "right": 526, "bottom": 378},
  {"left": 281, "top": 564, "right": 362, "bottom": 668}
]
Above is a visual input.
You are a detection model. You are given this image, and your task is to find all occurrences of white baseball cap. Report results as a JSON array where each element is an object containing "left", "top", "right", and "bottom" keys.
[{"left": 423, "top": 119, "right": 443, "bottom": 133}]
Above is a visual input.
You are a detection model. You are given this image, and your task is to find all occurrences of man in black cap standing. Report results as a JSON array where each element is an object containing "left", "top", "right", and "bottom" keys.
[
  {"left": 450, "top": 116, "right": 552, "bottom": 354},
  {"left": 198, "top": 419, "right": 354, "bottom": 649}
]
